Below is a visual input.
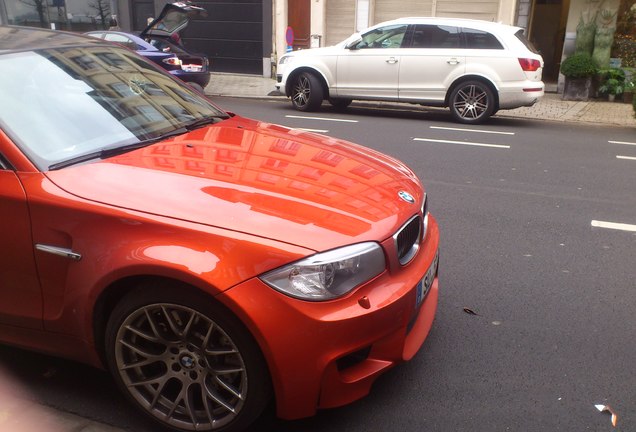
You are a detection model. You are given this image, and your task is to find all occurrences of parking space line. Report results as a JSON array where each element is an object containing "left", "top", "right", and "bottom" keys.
[
  {"left": 413, "top": 138, "right": 510, "bottom": 149},
  {"left": 591, "top": 220, "right": 636, "bottom": 232},
  {"left": 429, "top": 126, "right": 515, "bottom": 135},
  {"left": 285, "top": 115, "right": 358, "bottom": 123},
  {"left": 609, "top": 140, "right": 636, "bottom": 146},
  {"left": 616, "top": 155, "right": 636, "bottom": 160}
]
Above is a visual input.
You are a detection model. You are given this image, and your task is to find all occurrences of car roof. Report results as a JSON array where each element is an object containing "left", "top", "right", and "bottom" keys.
[
  {"left": 84, "top": 30, "right": 158, "bottom": 51},
  {"left": 0, "top": 25, "right": 107, "bottom": 54},
  {"left": 371, "top": 17, "right": 521, "bottom": 33}
]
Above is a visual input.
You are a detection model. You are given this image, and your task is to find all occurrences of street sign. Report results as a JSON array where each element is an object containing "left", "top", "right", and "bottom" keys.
[{"left": 285, "top": 26, "right": 294, "bottom": 46}]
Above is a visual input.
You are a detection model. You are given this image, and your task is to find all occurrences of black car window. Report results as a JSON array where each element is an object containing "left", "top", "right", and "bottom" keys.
[
  {"left": 356, "top": 24, "right": 409, "bottom": 49},
  {"left": 408, "top": 25, "right": 461, "bottom": 49},
  {"left": 463, "top": 28, "right": 504, "bottom": 49}
]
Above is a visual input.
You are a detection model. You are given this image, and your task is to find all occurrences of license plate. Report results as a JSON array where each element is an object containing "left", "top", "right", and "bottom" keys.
[
  {"left": 416, "top": 249, "right": 439, "bottom": 308},
  {"left": 182, "top": 65, "right": 202, "bottom": 72}
]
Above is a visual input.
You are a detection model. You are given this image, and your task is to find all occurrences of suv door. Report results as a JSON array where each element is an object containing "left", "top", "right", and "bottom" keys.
[
  {"left": 335, "top": 24, "right": 408, "bottom": 99},
  {"left": 398, "top": 24, "right": 466, "bottom": 103}
]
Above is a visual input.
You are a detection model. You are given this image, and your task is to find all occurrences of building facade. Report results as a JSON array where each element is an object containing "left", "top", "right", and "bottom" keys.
[{"left": 0, "top": 0, "right": 626, "bottom": 88}]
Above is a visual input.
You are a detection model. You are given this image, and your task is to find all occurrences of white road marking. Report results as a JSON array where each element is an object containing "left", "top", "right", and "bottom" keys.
[
  {"left": 285, "top": 115, "right": 358, "bottom": 123},
  {"left": 609, "top": 140, "right": 636, "bottom": 146},
  {"left": 591, "top": 220, "right": 636, "bottom": 233},
  {"left": 413, "top": 138, "right": 510, "bottom": 149},
  {"left": 429, "top": 126, "right": 515, "bottom": 135},
  {"left": 616, "top": 155, "right": 636, "bottom": 160},
  {"left": 295, "top": 128, "right": 329, "bottom": 133}
]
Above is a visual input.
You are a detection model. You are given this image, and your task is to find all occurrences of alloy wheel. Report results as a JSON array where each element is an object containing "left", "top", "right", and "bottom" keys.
[
  {"left": 113, "top": 303, "right": 247, "bottom": 431},
  {"left": 451, "top": 82, "right": 494, "bottom": 123},
  {"left": 292, "top": 74, "right": 311, "bottom": 109}
]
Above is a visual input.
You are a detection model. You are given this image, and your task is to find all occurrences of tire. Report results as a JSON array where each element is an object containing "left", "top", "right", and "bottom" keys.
[
  {"left": 105, "top": 282, "right": 271, "bottom": 432},
  {"left": 291, "top": 72, "right": 323, "bottom": 111},
  {"left": 449, "top": 80, "right": 495, "bottom": 124},
  {"left": 187, "top": 82, "right": 204, "bottom": 94},
  {"left": 328, "top": 98, "right": 352, "bottom": 110}
]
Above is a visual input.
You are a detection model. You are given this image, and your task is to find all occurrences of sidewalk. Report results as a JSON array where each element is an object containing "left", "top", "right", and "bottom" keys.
[{"left": 205, "top": 73, "right": 635, "bottom": 127}]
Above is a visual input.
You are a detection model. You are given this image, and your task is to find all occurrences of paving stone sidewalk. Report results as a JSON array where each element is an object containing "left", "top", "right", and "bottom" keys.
[{"left": 205, "top": 73, "right": 635, "bottom": 127}]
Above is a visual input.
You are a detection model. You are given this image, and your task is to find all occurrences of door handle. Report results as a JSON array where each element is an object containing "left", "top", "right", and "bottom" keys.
[
  {"left": 447, "top": 58, "right": 460, "bottom": 65},
  {"left": 386, "top": 57, "right": 398, "bottom": 64}
]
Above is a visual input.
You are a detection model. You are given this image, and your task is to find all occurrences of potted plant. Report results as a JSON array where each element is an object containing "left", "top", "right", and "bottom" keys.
[
  {"left": 622, "top": 79, "right": 635, "bottom": 103},
  {"left": 561, "top": 53, "right": 598, "bottom": 101},
  {"left": 598, "top": 68, "right": 626, "bottom": 101}
]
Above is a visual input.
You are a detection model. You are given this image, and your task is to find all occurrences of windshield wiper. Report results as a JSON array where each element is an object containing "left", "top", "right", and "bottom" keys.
[
  {"left": 48, "top": 127, "right": 189, "bottom": 170},
  {"left": 183, "top": 114, "right": 229, "bottom": 131}
]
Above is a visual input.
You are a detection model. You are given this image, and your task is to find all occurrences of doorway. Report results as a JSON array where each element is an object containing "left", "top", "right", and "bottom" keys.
[
  {"left": 288, "top": 0, "right": 311, "bottom": 50},
  {"left": 528, "top": 0, "right": 570, "bottom": 83}
]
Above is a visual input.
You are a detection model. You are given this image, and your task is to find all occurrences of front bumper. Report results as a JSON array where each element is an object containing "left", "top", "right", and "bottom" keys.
[{"left": 219, "top": 216, "right": 440, "bottom": 420}]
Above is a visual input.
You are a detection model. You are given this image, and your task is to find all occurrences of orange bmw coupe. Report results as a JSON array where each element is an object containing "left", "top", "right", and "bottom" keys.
[{"left": 0, "top": 25, "right": 439, "bottom": 432}]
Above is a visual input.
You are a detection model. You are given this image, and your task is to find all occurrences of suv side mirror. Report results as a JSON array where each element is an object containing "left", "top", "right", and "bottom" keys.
[{"left": 345, "top": 36, "right": 363, "bottom": 50}]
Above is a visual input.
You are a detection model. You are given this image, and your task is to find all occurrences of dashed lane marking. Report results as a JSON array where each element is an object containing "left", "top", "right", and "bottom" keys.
[
  {"left": 285, "top": 115, "right": 358, "bottom": 123},
  {"left": 616, "top": 155, "right": 636, "bottom": 161},
  {"left": 429, "top": 126, "right": 515, "bottom": 135},
  {"left": 609, "top": 140, "right": 636, "bottom": 146},
  {"left": 591, "top": 220, "right": 636, "bottom": 233},
  {"left": 413, "top": 138, "right": 510, "bottom": 149},
  {"left": 295, "top": 128, "right": 329, "bottom": 133}
]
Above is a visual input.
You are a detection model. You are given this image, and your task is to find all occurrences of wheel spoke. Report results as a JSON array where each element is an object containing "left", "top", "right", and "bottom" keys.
[{"left": 214, "top": 375, "right": 243, "bottom": 400}]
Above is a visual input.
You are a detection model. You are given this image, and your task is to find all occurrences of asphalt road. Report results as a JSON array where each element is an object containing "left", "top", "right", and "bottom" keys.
[{"left": 1, "top": 98, "right": 634, "bottom": 432}]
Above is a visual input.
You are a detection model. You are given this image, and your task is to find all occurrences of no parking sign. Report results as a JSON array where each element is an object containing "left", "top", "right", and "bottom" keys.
[{"left": 286, "top": 26, "right": 294, "bottom": 52}]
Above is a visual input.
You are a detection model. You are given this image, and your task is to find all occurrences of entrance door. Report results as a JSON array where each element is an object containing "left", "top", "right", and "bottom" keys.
[
  {"left": 289, "top": 0, "right": 311, "bottom": 50},
  {"left": 528, "top": 0, "right": 570, "bottom": 82}
]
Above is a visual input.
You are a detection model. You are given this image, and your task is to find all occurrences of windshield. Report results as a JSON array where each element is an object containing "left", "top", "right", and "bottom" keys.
[{"left": 0, "top": 45, "right": 225, "bottom": 171}]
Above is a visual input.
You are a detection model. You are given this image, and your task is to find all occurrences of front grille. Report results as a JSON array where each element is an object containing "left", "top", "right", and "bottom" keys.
[{"left": 394, "top": 215, "right": 422, "bottom": 265}]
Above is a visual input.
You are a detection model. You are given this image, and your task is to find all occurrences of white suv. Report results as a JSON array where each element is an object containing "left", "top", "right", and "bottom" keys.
[{"left": 276, "top": 17, "right": 544, "bottom": 124}]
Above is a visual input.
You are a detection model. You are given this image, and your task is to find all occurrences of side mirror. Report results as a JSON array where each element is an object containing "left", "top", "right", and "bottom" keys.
[{"left": 345, "top": 36, "right": 363, "bottom": 50}]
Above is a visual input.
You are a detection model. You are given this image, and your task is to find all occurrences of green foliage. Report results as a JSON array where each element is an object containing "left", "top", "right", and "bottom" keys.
[
  {"left": 560, "top": 53, "right": 598, "bottom": 78},
  {"left": 598, "top": 68, "right": 626, "bottom": 95}
]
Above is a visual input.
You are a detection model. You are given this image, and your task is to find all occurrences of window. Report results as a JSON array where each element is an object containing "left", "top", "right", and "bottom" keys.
[
  {"left": 409, "top": 25, "right": 460, "bottom": 49},
  {"left": 356, "top": 24, "right": 408, "bottom": 49},
  {"left": 514, "top": 30, "right": 540, "bottom": 54},
  {"left": 463, "top": 28, "right": 504, "bottom": 49},
  {"left": 104, "top": 34, "right": 138, "bottom": 51}
]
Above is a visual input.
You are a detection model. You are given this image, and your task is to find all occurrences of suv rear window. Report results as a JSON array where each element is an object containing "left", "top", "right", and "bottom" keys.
[
  {"left": 514, "top": 29, "right": 539, "bottom": 54},
  {"left": 463, "top": 28, "right": 503, "bottom": 49}
]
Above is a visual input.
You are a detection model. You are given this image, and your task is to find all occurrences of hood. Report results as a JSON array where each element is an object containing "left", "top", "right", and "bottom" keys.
[
  {"left": 45, "top": 116, "right": 424, "bottom": 252},
  {"left": 141, "top": 1, "right": 208, "bottom": 39}
]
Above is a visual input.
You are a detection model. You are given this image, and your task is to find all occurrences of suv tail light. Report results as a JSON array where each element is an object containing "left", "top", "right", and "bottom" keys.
[
  {"left": 162, "top": 57, "right": 182, "bottom": 66},
  {"left": 518, "top": 58, "right": 541, "bottom": 72}
]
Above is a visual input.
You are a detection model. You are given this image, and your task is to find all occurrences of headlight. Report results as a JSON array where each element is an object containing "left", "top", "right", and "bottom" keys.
[
  {"left": 259, "top": 242, "right": 386, "bottom": 301},
  {"left": 278, "top": 55, "right": 294, "bottom": 65}
]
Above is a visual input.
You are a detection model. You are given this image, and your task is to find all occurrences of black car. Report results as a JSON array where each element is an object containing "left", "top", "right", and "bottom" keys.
[{"left": 86, "top": 1, "right": 210, "bottom": 92}]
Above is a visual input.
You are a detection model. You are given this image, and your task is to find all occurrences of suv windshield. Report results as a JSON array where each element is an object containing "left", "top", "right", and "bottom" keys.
[{"left": 0, "top": 45, "right": 226, "bottom": 171}]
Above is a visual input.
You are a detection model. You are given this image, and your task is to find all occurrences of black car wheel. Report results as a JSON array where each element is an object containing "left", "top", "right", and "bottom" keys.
[
  {"left": 449, "top": 81, "right": 495, "bottom": 124},
  {"left": 105, "top": 283, "right": 271, "bottom": 432},
  {"left": 291, "top": 72, "right": 323, "bottom": 112}
]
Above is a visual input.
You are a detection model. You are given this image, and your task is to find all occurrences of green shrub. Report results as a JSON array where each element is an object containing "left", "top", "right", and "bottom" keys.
[
  {"left": 598, "top": 68, "right": 626, "bottom": 95},
  {"left": 560, "top": 53, "right": 598, "bottom": 78}
]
